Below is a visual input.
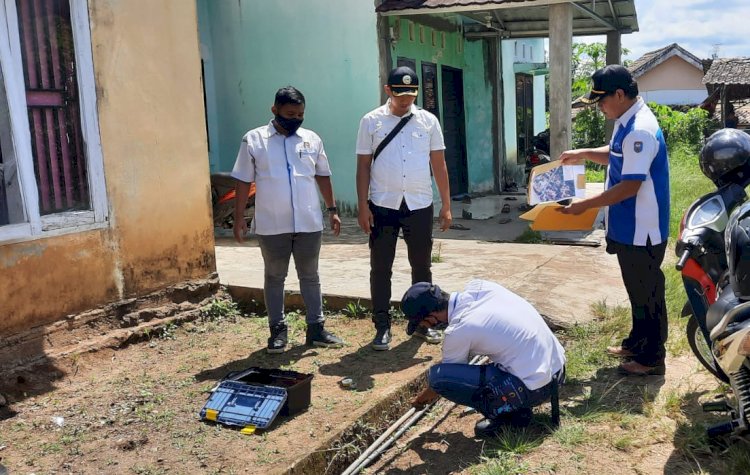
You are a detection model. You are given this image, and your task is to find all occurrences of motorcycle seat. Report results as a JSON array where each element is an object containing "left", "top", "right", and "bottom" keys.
[{"left": 708, "top": 290, "right": 750, "bottom": 341}]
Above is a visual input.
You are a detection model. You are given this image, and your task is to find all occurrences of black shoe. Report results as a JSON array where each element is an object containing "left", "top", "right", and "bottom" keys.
[
  {"left": 371, "top": 327, "right": 392, "bottom": 351},
  {"left": 474, "top": 409, "right": 533, "bottom": 438},
  {"left": 306, "top": 323, "right": 344, "bottom": 348},
  {"left": 267, "top": 323, "right": 288, "bottom": 354},
  {"left": 411, "top": 326, "right": 442, "bottom": 344}
]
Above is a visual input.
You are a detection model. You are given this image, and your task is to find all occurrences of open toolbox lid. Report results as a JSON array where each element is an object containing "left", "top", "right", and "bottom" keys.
[{"left": 199, "top": 380, "right": 287, "bottom": 430}]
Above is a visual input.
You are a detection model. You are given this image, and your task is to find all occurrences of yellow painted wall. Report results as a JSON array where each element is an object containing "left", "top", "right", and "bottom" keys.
[
  {"left": 638, "top": 55, "right": 705, "bottom": 91},
  {"left": 0, "top": 0, "right": 215, "bottom": 336}
]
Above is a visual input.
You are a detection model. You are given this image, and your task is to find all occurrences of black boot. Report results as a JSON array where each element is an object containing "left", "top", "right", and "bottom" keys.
[
  {"left": 267, "top": 323, "right": 288, "bottom": 354},
  {"left": 371, "top": 313, "right": 392, "bottom": 351},
  {"left": 306, "top": 322, "right": 344, "bottom": 348}
]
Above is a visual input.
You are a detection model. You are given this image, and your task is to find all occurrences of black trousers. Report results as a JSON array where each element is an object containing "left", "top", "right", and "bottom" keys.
[
  {"left": 607, "top": 238, "right": 668, "bottom": 366},
  {"left": 369, "top": 200, "right": 433, "bottom": 326}
]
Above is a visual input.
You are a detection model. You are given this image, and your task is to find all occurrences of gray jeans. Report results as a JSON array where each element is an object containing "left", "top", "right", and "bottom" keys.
[{"left": 256, "top": 231, "right": 323, "bottom": 327}]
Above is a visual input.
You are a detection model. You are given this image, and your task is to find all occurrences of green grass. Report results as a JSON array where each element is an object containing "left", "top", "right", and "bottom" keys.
[
  {"left": 513, "top": 228, "right": 543, "bottom": 244},
  {"left": 464, "top": 146, "right": 747, "bottom": 474},
  {"left": 585, "top": 166, "right": 605, "bottom": 183}
]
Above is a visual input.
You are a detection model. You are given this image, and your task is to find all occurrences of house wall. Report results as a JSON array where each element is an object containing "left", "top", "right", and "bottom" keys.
[
  {"left": 637, "top": 55, "right": 707, "bottom": 105},
  {"left": 196, "top": 0, "right": 382, "bottom": 207},
  {"left": 389, "top": 17, "right": 496, "bottom": 194},
  {"left": 502, "top": 38, "right": 547, "bottom": 185},
  {"left": 0, "top": 0, "right": 215, "bottom": 336}
]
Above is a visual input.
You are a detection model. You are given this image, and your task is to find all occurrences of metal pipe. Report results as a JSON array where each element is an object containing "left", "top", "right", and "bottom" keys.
[{"left": 342, "top": 354, "right": 488, "bottom": 474}]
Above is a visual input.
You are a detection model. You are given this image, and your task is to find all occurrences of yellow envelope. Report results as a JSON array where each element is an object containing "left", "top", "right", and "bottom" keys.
[{"left": 520, "top": 202, "right": 600, "bottom": 231}]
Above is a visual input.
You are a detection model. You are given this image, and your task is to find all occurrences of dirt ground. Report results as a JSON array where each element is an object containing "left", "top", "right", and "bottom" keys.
[
  {"left": 0, "top": 304, "right": 744, "bottom": 475},
  {"left": 367, "top": 356, "right": 735, "bottom": 475},
  {"left": 0, "top": 311, "right": 441, "bottom": 475}
]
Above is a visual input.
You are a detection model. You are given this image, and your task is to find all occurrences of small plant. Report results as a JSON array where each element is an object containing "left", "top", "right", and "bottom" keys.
[
  {"left": 159, "top": 322, "right": 177, "bottom": 341},
  {"left": 431, "top": 242, "right": 444, "bottom": 263},
  {"left": 514, "top": 228, "right": 543, "bottom": 244},
  {"left": 342, "top": 300, "right": 368, "bottom": 319},
  {"left": 390, "top": 305, "right": 406, "bottom": 321},
  {"left": 200, "top": 298, "right": 240, "bottom": 322}
]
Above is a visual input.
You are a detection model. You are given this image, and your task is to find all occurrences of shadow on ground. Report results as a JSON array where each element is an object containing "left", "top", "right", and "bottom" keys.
[
  {"left": 316, "top": 337, "right": 434, "bottom": 391},
  {"left": 663, "top": 388, "right": 750, "bottom": 474}
]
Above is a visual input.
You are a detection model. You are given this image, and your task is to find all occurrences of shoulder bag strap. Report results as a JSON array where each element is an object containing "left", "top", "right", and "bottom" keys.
[{"left": 373, "top": 114, "right": 413, "bottom": 161}]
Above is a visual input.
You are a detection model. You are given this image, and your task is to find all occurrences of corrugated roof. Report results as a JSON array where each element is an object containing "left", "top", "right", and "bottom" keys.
[
  {"left": 628, "top": 43, "right": 703, "bottom": 78},
  {"left": 703, "top": 58, "right": 750, "bottom": 86},
  {"left": 376, "top": 0, "right": 535, "bottom": 12}
]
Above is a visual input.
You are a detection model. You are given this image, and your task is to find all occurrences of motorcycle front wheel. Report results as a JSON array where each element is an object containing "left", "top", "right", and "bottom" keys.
[{"left": 686, "top": 315, "right": 730, "bottom": 383}]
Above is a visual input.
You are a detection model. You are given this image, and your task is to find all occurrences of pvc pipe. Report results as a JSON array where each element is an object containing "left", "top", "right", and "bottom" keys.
[
  {"left": 342, "top": 354, "right": 489, "bottom": 474},
  {"left": 340, "top": 408, "right": 416, "bottom": 475}
]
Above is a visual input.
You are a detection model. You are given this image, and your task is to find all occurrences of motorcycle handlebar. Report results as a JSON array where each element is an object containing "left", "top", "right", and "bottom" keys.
[{"left": 676, "top": 248, "right": 691, "bottom": 271}]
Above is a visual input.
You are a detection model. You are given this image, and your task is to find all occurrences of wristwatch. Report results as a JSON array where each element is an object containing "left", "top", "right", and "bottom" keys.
[{"left": 327, "top": 206, "right": 339, "bottom": 214}]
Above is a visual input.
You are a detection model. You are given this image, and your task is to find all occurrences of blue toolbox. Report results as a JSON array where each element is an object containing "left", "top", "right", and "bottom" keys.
[{"left": 199, "top": 367, "right": 313, "bottom": 433}]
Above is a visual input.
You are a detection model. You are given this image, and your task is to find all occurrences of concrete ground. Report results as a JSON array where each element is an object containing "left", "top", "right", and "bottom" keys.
[{"left": 216, "top": 186, "right": 627, "bottom": 328}]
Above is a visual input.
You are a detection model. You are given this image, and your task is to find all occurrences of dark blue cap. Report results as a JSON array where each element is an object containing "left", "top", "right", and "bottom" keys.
[
  {"left": 582, "top": 64, "right": 637, "bottom": 104},
  {"left": 401, "top": 282, "right": 442, "bottom": 335}
]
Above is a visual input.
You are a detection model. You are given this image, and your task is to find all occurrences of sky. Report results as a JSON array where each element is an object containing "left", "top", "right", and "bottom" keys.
[{"left": 579, "top": 0, "right": 749, "bottom": 61}]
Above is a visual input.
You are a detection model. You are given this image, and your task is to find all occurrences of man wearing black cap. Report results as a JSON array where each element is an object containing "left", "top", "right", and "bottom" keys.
[
  {"left": 355, "top": 66, "right": 452, "bottom": 351},
  {"left": 401, "top": 280, "right": 566, "bottom": 437},
  {"left": 559, "top": 64, "right": 670, "bottom": 376}
]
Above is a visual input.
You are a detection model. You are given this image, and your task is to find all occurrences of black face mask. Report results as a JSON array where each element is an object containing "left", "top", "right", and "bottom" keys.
[{"left": 274, "top": 115, "right": 303, "bottom": 135}]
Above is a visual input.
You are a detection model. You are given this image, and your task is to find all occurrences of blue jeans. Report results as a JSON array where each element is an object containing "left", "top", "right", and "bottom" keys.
[
  {"left": 257, "top": 232, "right": 323, "bottom": 327},
  {"left": 429, "top": 363, "right": 560, "bottom": 419}
]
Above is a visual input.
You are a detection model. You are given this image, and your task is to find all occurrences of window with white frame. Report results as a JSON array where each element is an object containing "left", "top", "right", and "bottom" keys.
[{"left": 0, "top": 0, "right": 106, "bottom": 242}]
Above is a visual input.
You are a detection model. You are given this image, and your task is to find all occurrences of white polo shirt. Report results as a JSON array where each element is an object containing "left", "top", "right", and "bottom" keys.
[
  {"left": 231, "top": 122, "right": 331, "bottom": 235},
  {"left": 355, "top": 102, "right": 445, "bottom": 211},
  {"left": 442, "top": 279, "right": 566, "bottom": 391}
]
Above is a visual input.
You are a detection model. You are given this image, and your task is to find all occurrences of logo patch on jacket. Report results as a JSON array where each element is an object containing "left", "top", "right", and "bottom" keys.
[{"left": 634, "top": 141, "right": 643, "bottom": 153}]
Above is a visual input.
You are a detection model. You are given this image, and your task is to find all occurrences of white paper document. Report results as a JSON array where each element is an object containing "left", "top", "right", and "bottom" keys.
[{"left": 528, "top": 163, "right": 586, "bottom": 205}]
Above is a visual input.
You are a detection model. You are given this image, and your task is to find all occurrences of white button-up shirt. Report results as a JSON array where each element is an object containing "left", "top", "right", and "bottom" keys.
[
  {"left": 356, "top": 102, "right": 445, "bottom": 211},
  {"left": 442, "top": 279, "right": 566, "bottom": 390},
  {"left": 231, "top": 122, "right": 331, "bottom": 235}
]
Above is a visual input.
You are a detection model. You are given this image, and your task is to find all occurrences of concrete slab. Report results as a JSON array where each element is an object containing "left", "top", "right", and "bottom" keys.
[{"left": 216, "top": 195, "right": 628, "bottom": 328}]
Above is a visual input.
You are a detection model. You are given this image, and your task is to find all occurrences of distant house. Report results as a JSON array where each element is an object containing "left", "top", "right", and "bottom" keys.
[
  {"left": 628, "top": 43, "right": 707, "bottom": 105},
  {"left": 702, "top": 57, "right": 750, "bottom": 129}
]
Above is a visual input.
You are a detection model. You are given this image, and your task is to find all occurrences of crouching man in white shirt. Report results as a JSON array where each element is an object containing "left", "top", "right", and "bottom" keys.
[{"left": 401, "top": 279, "right": 566, "bottom": 437}]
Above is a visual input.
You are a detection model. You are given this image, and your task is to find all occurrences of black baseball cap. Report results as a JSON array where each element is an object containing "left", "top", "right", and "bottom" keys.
[
  {"left": 401, "top": 282, "right": 442, "bottom": 335},
  {"left": 581, "top": 64, "right": 637, "bottom": 104},
  {"left": 388, "top": 66, "right": 419, "bottom": 97}
]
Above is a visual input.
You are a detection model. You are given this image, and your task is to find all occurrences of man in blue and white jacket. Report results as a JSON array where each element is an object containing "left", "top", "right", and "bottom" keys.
[{"left": 560, "top": 64, "right": 670, "bottom": 376}]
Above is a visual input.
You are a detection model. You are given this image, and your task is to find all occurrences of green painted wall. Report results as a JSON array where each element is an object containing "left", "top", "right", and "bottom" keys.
[
  {"left": 389, "top": 18, "right": 496, "bottom": 194},
  {"left": 501, "top": 38, "right": 547, "bottom": 185},
  {"left": 196, "top": 0, "right": 382, "bottom": 206}
]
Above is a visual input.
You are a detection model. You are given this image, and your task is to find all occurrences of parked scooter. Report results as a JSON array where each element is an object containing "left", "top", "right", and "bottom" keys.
[
  {"left": 698, "top": 200, "right": 750, "bottom": 437},
  {"left": 524, "top": 129, "right": 551, "bottom": 186},
  {"left": 677, "top": 129, "right": 750, "bottom": 384},
  {"left": 210, "top": 172, "right": 256, "bottom": 229}
]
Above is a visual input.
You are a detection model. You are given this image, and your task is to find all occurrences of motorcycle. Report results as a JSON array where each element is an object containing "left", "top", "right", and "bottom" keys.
[
  {"left": 524, "top": 129, "right": 551, "bottom": 187},
  {"left": 677, "top": 128, "right": 750, "bottom": 438},
  {"left": 675, "top": 183, "right": 745, "bottom": 383},
  {"left": 677, "top": 129, "right": 750, "bottom": 384},
  {"left": 696, "top": 202, "right": 750, "bottom": 438},
  {"left": 210, "top": 172, "right": 256, "bottom": 229}
]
